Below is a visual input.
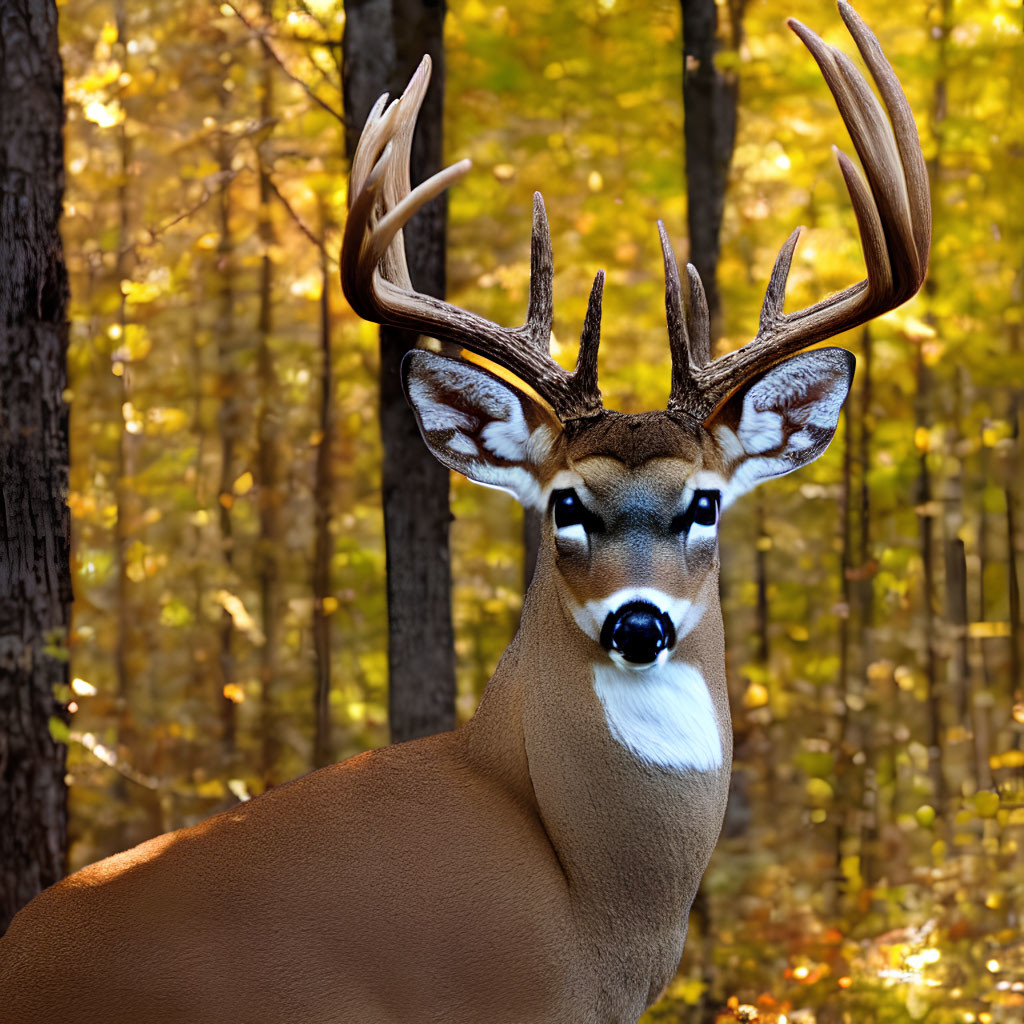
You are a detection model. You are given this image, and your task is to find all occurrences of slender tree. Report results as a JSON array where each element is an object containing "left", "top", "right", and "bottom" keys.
[
  {"left": 313, "top": 199, "right": 334, "bottom": 768},
  {"left": 342, "top": 0, "right": 456, "bottom": 743},
  {"left": 215, "top": 114, "right": 241, "bottom": 760},
  {"left": 681, "top": 0, "right": 744, "bottom": 342},
  {"left": 0, "top": 0, "right": 72, "bottom": 931},
  {"left": 256, "top": 2, "right": 281, "bottom": 787}
]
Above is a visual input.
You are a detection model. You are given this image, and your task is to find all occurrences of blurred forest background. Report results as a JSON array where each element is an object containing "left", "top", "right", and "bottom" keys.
[{"left": 45, "top": 0, "right": 1023, "bottom": 1019}]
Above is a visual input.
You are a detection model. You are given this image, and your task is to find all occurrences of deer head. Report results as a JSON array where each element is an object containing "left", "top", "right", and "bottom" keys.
[{"left": 342, "top": 2, "right": 929, "bottom": 682}]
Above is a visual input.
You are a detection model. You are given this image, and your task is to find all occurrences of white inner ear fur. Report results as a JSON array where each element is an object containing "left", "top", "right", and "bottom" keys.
[
  {"left": 736, "top": 406, "right": 784, "bottom": 455},
  {"left": 480, "top": 408, "right": 530, "bottom": 460},
  {"left": 407, "top": 376, "right": 478, "bottom": 435},
  {"left": 707, "top": 351, "right": 850, "bottom": 508},
  {"left": 593, "top": 661, "right": 723, "bottom": 773},
  {"left": 406, "top": 354, "right": 554, "bottom": 510}
]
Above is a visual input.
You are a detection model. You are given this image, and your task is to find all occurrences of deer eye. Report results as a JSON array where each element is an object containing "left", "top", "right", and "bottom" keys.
[
  {"left": 551, "top": 489, "right": 602, "bottom": 534},
  {"left": 691, "top": 490, "right": 720, "bottom": 527},
  {"left": 671, "top": 489, "right": 721, "bottom": 533}
]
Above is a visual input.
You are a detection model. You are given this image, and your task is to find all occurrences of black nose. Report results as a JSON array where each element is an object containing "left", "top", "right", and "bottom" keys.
[{"left": 599, "top": 601, "right": 676, "bottom": 665}]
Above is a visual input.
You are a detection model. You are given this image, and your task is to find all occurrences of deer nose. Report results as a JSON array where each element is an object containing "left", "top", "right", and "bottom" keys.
[{"left": 599, "top": 601, "right": 676, "bottom": 666}]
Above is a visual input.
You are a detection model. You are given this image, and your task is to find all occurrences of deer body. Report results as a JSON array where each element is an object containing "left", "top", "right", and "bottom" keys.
[
  {"left": 3, "top": 416, "right": 734, "bottom": 1024},
  {"left": 1, "top": 6, "right": 929, "bottom": 1021}
]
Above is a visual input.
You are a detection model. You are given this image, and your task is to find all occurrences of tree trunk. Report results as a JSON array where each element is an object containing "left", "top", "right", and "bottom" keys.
[
  {"left": 0, "top": 0, "right": 71, "bottom": 932},
  {"left": 313, "top": 203, "right": 334, "bottom": 768},
  {"left": 917, "top": 0, "right": 950, "bottom": 809},
  {"left": 915, "top": 346, "right": 946, "bottom": 808},
  {"left": 256, "top": 7, "right": 280, "bottom": 788},
  {"left": 681, "top": 0, "right": 742, "bottom": 342},
  {"left": 215, "top": 122, "right": 240, "bottom": 760},
  {"left": 342, "top": 0, "right": 456, "bottom": 744}
]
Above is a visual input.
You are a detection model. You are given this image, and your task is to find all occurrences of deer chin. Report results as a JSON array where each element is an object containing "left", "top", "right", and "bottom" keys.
[{"left": 592, "top": 661, "right": 723, "bottom": 773}]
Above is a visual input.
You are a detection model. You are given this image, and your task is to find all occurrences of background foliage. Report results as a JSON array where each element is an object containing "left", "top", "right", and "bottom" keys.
[{"left": 56, "top": 0, "right": 1023, "bottom": 1019}]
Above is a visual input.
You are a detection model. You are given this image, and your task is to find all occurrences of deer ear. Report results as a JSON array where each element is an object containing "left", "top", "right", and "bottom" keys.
[
  {"left": 402, "top": 350, "right": 562, "bottom": 509},
  {"left": 704, "top": 348, "right": 854, "bottom": 508}
]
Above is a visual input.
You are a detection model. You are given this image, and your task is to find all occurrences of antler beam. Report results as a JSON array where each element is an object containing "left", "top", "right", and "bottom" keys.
[
  {"left": 343, "top": 4, "right": 929, "bottom": 428},
  {"left": 672, "top": 0, "right": 930, "bottom": 419},
  {"left": 341, "top": 56, "right": 604, "bottom": 422}
]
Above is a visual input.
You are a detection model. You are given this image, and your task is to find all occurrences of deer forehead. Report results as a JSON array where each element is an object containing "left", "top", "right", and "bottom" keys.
[
  {"left": 537, "top": 412, "right": 710, "bottom": 497},
  {"left": 549, "top": 456, "right": 700, "bottom": 512},
  {"left": 562, "top": 410, "right": 704, "bottom": 467}
]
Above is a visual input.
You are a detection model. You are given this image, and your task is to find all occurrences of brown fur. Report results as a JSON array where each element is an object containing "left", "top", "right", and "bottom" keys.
[{"left": 0, "top": 412, "right": 736, "bottom": 1024}]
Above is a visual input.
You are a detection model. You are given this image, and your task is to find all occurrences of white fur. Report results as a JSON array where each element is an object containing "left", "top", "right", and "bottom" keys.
[
  {"left": 571, "top": 588, "right": 703, "bottom": 647},
  {"left": 424, "top": 356, "right": 519, "bottom": 421},
  {"left": 471, "top": 463, "right": 543, "bottom": 510},
  {"left": 737, "top": 406, "right": 783, "bottom": 454},
  {"left": 686, "top": 520, "right": 719, "bottom": 544},
  {"left": 480, "top": 407, "right": 530, "bottom": 460},
  {"left": 543, "top": 469, "right": 586, "bottom": 502},
  {"left": 555, "top": 521, "right": 587, "bottom": 546},
  {"left": 446, "top": 432, "right": 479, "bottom": 457},
  {"left": 407, "top": 377, "right": 476, "bottom": 434},
  {"left": 710, "top": 425, "right": 745, "bottom": 463},
  {"left": 593, "top": 661, "right": 723, "bottom": 773}
]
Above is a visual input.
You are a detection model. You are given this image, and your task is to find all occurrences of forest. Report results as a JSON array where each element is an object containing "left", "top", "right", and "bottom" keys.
[{"left": 1, "top": 0, "right": 1022, "bottom": 1020}]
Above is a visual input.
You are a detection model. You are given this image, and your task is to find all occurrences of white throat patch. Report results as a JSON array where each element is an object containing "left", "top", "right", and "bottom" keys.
[{"left": 592, "top": 661, "right": 723, "bottom": 773}]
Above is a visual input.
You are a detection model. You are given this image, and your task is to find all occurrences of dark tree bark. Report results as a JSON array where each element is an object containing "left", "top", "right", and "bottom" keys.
[
  {"left": 256, "top": 5, "right": 281, "bottom": 788},
  {"left": 343, "top": 0, "right": 456, "bottom": 744},
  {"left": 0, "top": 0, "right": 71, "bottom": 932},
  {"left": 313, "top": 203, "right": 334, "bottom": 768},
  {"left": 681, "top": 0, "right": 743, "bottom": 342},
  {"left": 215, "top": 120, "right": 240, "bottom": 760},
  {"left": 917, "top": 0, "right": 950, "bottom": 808}
]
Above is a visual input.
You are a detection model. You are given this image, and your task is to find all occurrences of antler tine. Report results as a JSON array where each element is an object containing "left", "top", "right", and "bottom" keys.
[
  {"left": 684, "top": 3, "right": 930, "bottom": 420},
  {"left": 569, "top": 270, "right": 605, "bottom": 417},
  {"left": 661, "top": 224, "right": 714, "bottom": 413},
  {"left": 659, "top": 221, "right": 692, "bottom": 403},
  {"left": 524, "top": 193, "right": 555, "bottom": 348},
  {"left": 341, "top": 57, "right": 604, "bottom": 423},
  {"left": 684, "top": 264, "right": 711, "bottom": 366}
]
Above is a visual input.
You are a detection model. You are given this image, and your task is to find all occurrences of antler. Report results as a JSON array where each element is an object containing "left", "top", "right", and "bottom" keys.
[
  {"left": 344, "top": 4, "right": 929, "bottom": 427},
  {"left": 667, "top": 0, "right": 931, "bottom": 420},
  {"left": 341, "top": 56, "right": 605, "bottom": 422}
]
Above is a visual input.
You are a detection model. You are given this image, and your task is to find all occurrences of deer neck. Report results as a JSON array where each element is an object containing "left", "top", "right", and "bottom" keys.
[{"left": 463, "top": 556, "right": 733, "bottom": 957}]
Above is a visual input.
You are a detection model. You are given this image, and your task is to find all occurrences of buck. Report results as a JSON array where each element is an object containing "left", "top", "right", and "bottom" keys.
[{"left": 1, "top": 5, "right": 929, "bottom": 1022}]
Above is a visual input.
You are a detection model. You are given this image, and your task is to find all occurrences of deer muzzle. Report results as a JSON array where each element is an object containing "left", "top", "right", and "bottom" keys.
[{"left": 600, "top": 601, "right": 676, "bottom": 667}]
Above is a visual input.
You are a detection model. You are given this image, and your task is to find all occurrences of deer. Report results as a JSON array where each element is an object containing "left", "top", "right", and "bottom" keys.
[{"left": 0, "top": 5, "right": 929, "bottom": 1022}]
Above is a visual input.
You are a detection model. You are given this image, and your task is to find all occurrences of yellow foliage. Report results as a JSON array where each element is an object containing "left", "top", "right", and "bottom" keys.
[
  {"left": 806, "top": 778, "right": 833, "bottom": 804},
  {"left": 222, "top": 683, "right": 245, "bottom": 705},
  {"left": 990, "top": 749, "right": 1024, "bottom": 770},
  {"left": 83, "top": 99, "right": 123, "bottom": 128},
  {"left": 743, "top": 682, "right": 769, "bottom": 709},
  {"left": 196, "top": 779, "right": 226, "bottom": 800},
  {"left": 967, "top": 620, "right": 1011, "bottom": 638}
]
